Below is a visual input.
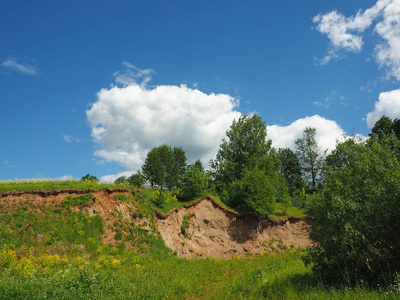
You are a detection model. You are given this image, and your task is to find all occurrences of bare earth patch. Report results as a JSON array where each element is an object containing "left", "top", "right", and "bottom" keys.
[{"left": 156, "top": 196, "right": 313, "bottom": 258}]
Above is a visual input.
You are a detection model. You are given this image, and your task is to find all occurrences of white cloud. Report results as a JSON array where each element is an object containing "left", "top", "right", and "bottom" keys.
[
  {"left": 63, "top": 135, "right": 82, "bottom": 143},
  {"left": 313, "top": 90, "right": 345, "bottom": 108},
  {"left": 313, "top": 0, "right": 400, "bottom": 80},
  {"left": 100, "top": 171, "right": 135, "bottom": 183},
  {"left": 63, "top": 135, "right": 72, "bottom": 143},
  {"left": 374, "top": 0, "right": 400, "bottom": 80},
  {"left": 366, "top": 89, "right": 400, "bottom": 127},
  {"left": 2, "top": 58, "right": 38, "bottom": 75},
  {"left": 113, "top": 61, "right": 153, "bottom": 87},
  {"left": 58, "top": 175, "right": 76, "bottom": 181},
  {"left": 267, "top": 115, "right": 349, "bottom": 153},
  {"left": 87, "top": 64, "right": 241, "bottom": 172}
]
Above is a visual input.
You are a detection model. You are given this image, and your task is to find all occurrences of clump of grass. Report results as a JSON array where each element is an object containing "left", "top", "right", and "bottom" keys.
[
  {"left": 114, "top": 193, "right": 128, "bottom": 201},
  {"left": 180, "top": 213, "right": 194, "bottom": 238},
  {"left": 60, "top": 194, "right": 95, "bottom": 208}
]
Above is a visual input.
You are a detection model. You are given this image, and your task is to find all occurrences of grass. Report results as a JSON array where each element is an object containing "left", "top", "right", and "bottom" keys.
[
  {"left": 0, "top": 179, "right": 395, "bottom": 299},
  {"left": 0, "top": 247, "right": 395, "bottom": 299},
  {"left": 0, "top": 178, "right": 135, "bottom": 193},
  {"left": 270, "top": 201, "right": 308, "bottom": 219}
]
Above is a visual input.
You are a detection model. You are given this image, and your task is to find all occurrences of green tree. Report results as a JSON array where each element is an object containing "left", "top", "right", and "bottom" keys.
[
  {"left": 80, "top": 174, "right": 99, "bottom": 182},
  {"left": 114, "top": 176, "right": 127, "bottom": 185},
  {"left": 142, "top": 146, "right": 164, "bottom": 188},
  {"left": 127, "top": 171, "right": 145, "bottom": 188},
  {"left": 179, "top": 164, "right": 209, "bottom": 201},
  {"left": 305, "top": 134, "right": 400, "bottom": 286},
  {"left": 193, "top": 159, "right": 204, "bottom": 173},
  {"left": 295, "top": 127, "right": 325, "bottom": 190},
  {"left": 277, "top": 148, "right": 304, "bottom": 195},
  {"left": 142, "top": 144, "right": 186, "bottom": 190},
  {"left": 158, "top": 144, "right": 178, "bottom": 190},
  {"left": 369, "top": 115, "right": 393, "bottom": 141},
  {"left": 210, "top": 114, "right": 271, "bottom": 188},
  {"left": 173, "top": 147, "right": 187, "bottom": 178},
  {"left": 369, "top": 115, "right": 400, "bottom": 141},
  {"left": 227, "top": 166, "right": 276, "bottom": 217},
  {"left": 210, "top": 114, "right": 289, "bottom": 215}
]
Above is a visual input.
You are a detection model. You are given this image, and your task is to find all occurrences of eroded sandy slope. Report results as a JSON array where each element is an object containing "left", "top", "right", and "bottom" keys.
[
  {"left": 157, "top": 196, "right": 313, "bottom": 258},
  {"left": 0, "top": 190, "right": 313, "bottom": 258}
]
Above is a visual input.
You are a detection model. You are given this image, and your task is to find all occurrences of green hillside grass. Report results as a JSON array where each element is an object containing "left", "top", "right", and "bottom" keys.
[{"left": 0, "top": 180, "right": 395, "bottom": 299}]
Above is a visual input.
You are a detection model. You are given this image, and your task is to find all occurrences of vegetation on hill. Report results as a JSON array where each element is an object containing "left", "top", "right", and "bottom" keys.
[
  {"left": 1, "top": 114, "right": 400, "bottom": 297},
  {"left": 0, "top": 181, "right": 397, "bottom": 299}
]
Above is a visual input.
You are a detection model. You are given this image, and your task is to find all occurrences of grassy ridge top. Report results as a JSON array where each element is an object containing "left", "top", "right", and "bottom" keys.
[{"left": 0, "top": 179, "right": 133, "bottom": 193}]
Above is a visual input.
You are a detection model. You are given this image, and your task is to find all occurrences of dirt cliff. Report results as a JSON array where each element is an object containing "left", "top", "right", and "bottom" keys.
[
  {"left": 0, "top": 190, "right": 313, "bottom": 258},
  {"left": 156, "top": 196, "right": 313, "bottom": 258}
]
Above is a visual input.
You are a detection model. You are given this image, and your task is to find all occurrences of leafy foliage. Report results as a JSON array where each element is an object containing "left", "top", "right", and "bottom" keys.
[
  {"left": 305, "top": 134, "right": 400, "bottom": 286},
  {"left": 179, "top": 164, "right": 209, "bottom": 202},
  {"left": 227, "top": 167, "right": 276, "bottom": 217},
  {"left": 278, "top": 148, "right": 304, "bottom": 195},
  {"left": 295, "top": 127, "right": 325, "bottom": 190},
  {"left": 127, "top": 171, "right": 145, "bottom": 188},
  {"left": 142, "top": 144, "right": 187, "bottom": 190},
  {"left": 369, "top": 115, "right": 400, "bottom": 141},
  {"left": 210, "top": 114, "right": 290, "bottom": 216},
  {"left": 114, "top": 176, "right": 128, "bottom": 185},
  {"left": 80, "top": 174, "right": 99, "bottom": 182},
  {"left": 210, "top": 114, "right": 271, "bottom": 187}
]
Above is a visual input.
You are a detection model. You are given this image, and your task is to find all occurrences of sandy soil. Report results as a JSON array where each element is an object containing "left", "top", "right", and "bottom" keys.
[{"left": 156, "top": 196, "right": 313, "bottom": 258}]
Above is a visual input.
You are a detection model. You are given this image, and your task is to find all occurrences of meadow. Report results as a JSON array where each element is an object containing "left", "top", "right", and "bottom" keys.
[{"left": 0, "top": 179, "right": 397, "bottom": 299}]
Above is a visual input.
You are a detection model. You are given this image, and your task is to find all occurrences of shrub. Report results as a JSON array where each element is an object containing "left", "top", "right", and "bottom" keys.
[
  {"left": 227, "top": 167, "right": 276, "bottom": 218},
  {"left": 179, "top": 165, "right": 209, "bottom": 201},
  {"left": 304, "top": 135, "right": 400, "bottom": 286}
]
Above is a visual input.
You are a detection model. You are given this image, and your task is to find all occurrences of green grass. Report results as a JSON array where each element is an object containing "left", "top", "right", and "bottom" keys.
[
  {"left": 0, "top": 178, "right": 134, "bottom": 193},
  {"left": 0, "top": 179, "right": 395, "bottom": 298},
  {"left": 0, "top": 248, "right": 395, "bottom": 299},
  {"left": 270, "top": 202, "right": 308, "bottom": 219}
]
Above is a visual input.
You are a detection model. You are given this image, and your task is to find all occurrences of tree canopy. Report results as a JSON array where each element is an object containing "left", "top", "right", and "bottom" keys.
[
  {"left": 295, "top": 127, "right": 325, "bottom": 190},
  {"left": 142, "top": 144, "right": 187, "bottom": 190},
  {"left": 210, "top": 114, "right": 289, "bottom": 217},
  {"left": 277, "top": 148, "right": 304, "bottom": 195},
  {"left": 210, "top": 114, "right": 271, "bottom": 187}
]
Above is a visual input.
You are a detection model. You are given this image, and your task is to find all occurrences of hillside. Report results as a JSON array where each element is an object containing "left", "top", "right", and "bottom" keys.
[
  {"left": 0, "top": 185, "right": 393, "bottom": 299},
  {"left": 0, "top": 189, "right": 312, "bottom": 258}
]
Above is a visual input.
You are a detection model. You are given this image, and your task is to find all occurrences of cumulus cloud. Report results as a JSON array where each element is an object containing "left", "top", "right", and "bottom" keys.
[
  {"left": 313, "top": 0, "right": 400, "bottom": 80},
  {"left": 87, "top": 64, "right": 241, "bottom": 172},
  {"left": 267, "top": 115, "right": 350, "bottom": 153},
  {"left": 374, "top": 0, "right": 400, "bottom": 80},
  {"left": 2, "top": 58, "right": 38, "bottom": 75},
  {"left": 366, "top": 89, "right": 400, "bottom": 127}
]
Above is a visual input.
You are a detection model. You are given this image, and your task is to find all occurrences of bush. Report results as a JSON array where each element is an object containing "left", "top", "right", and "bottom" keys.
[
  {"left": 304, "top": 135, "right": 400, "bottom": 286},
  {"left": 227, "top": 167, "right": 276, "bottom": 218},
  {"left": 179, "top": 165, "right": 209, "bottom": 201}
]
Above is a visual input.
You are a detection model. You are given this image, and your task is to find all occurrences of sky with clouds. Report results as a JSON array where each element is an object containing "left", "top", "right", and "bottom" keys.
[{"left": 1, "top": 0, "right": 400, "bottom": 182}]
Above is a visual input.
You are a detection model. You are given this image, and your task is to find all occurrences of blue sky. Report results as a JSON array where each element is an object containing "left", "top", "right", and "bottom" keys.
[{"left": 1, "top": 0, "right": 400, "bottom": 181}]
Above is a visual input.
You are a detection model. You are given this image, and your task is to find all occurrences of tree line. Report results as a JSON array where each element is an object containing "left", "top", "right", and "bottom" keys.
[
  {"left": 113, "top": 113, "right": 400, "bottom": 288},
  {"left": 117, "top": 114, "right": 326, "bottom": 213}
]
